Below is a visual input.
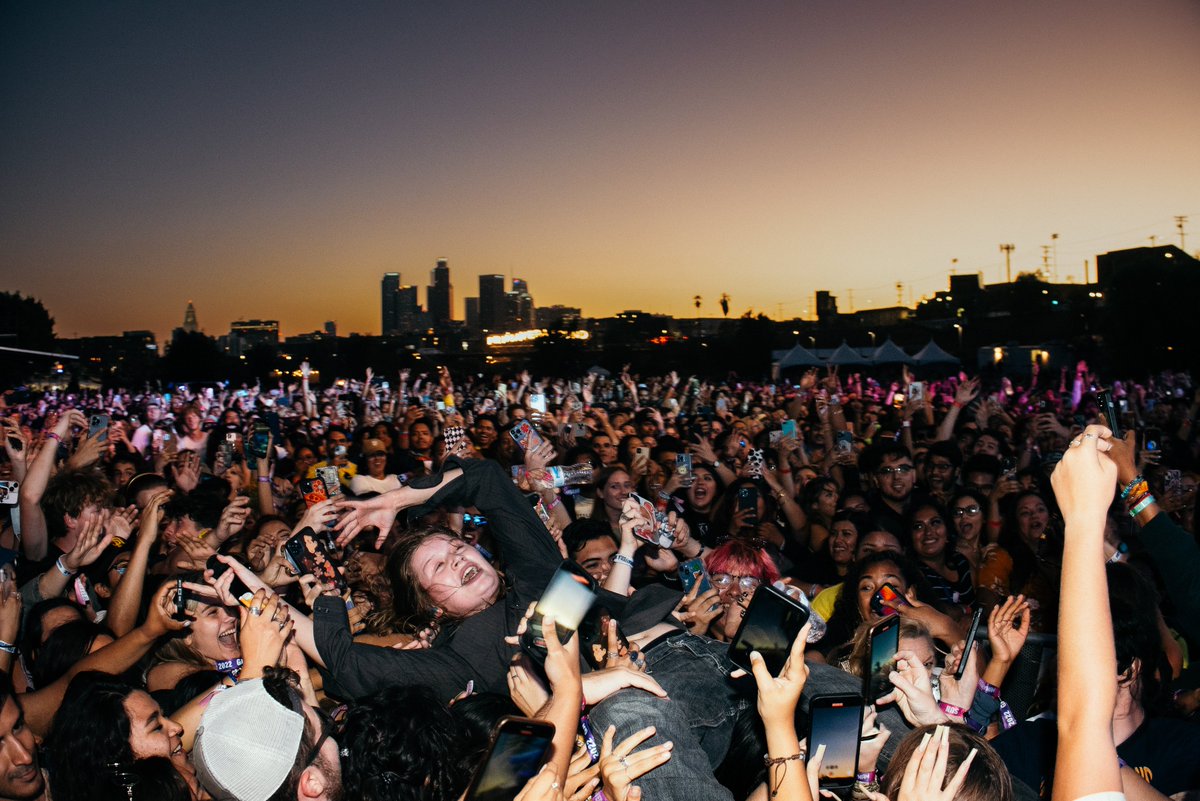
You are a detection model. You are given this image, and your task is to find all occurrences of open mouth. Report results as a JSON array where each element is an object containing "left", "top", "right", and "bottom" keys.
[
  {"left": 172, "top": 742, "right": 183, "bottom": 757},
  {"left": 461, "top": 565, "right": 480, "bottom": 585},
  {"left": 217, "top": 627, "right": 238, "bottom": 648}
]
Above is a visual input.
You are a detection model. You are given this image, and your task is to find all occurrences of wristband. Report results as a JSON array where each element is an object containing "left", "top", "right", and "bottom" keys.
[
  {"left": 710, "top": 460, "right": 722, "bottom": 470},
  {"left": 258, "top": 476, "right": 272, "bottom": 484},
  {"left": 988, "top": 518, "right": 1003, "bottom": 528},
  {"left": 0, "top": 640, "right": 16, "bottom": 655},
  {"left": 55, "top": 556, "right": 75, "bottom": 577},
  {"left": 611, "top": 554, "right": 635, "bottom": 569},
  {"left": 778, "top": 467, "right": 792, "bottom": 474},
  {"left": 1120, "top": 475, "right": 1147, "bottom": 500},
  {"left": 855, "top": 772, "right": 877, "bottom": 784},
  {"left": 1125, "top": 491, "right": 1151, "bottom": 508},
  {"left": 45, "top": 431, "right": 63, "bottom": 444},
  {"left": 952, "top": 401, "right": 965, "bottom": 409},
  {"left": 1129, "top": 495, "right": 1156, "bottom": 517},
  {"left": 938, "top": 701, "right": 966, "bottom": 719},
  {"left": 975, "top": 680, "right": 1017, "bottom": 730},
  {"left": 902, "top": 420, "right": 911, "bottom": 428}
]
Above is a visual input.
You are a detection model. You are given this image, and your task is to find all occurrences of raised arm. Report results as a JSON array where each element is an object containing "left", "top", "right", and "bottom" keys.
[
  {"left": 1051, "top": 425, "right": 1121, "bottom": 801},
  {"left": 17, "top": 410, "right": 86, "bottom": 560}
]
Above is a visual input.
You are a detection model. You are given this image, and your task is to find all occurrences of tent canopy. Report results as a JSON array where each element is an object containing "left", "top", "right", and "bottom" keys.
[
  {"left": 911, "top": 340, "right": 960, "bottom": 366},
  {"left": 777, "top": 343, "right": 823, "bottom": 368},
  {"left": 872, "top": 338, "right": 912, "bottom": 365},
  {"left": 826, "top": 340, "right": 871, "bottom": 366}
]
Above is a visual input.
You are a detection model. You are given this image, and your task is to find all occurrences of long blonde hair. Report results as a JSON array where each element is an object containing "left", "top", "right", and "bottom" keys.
[{"left": 841, "top": 617, "right": 933, "bottom": 677}]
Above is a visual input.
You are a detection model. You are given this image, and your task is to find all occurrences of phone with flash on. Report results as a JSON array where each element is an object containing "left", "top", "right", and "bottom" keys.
[
  {"left": 462, "top": 716, "right": 556, "bottom": 801},
  {"left": 520, "top": 561, "right": 597, "bottom": 664}
]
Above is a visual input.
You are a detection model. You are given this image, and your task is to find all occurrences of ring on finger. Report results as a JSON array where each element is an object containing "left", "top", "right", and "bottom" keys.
[{"left": 250, "top": 606, "right": 262, "bottom": 616}]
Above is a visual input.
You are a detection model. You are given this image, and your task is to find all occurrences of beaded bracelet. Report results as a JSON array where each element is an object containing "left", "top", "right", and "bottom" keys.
[{"left": 1120, "top": 475, "right": 1147, "bottom": 500}]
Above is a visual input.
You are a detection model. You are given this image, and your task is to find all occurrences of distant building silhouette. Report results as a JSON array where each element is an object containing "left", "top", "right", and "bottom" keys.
[
  {"left": 479, "top": 274, "right": 506, "bottom": 332},
  {"left": 381, "top": 272, "right": 401, "bottom": 334},
  {"left": 427, "top": 259, "right": 453, "bottom": 327},
  {"left": 182, "top": 301, "right": 199, "bottom": 333},
  {"left": 508, "top": 278, "right": 535, "bottom": 330}
]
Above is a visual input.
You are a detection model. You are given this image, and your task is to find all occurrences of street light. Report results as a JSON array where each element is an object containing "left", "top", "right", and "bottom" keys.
[
  {"left": 808, "top": 336, "right": 816, "bottom": 349},
  {"left": 953, "top": 324, "right": 963, "bottom": 349},
  {"left": 868, "top": 331, "right": 877, "bottom": 346}
]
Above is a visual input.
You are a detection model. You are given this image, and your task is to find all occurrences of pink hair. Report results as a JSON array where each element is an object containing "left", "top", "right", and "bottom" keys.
[{"left": 703, "top": 539, "right": 780, "bottom": 584}]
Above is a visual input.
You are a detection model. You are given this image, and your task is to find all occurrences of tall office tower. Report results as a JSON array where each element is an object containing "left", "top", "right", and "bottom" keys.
[
  {"left": 478, "top": 274, "right": 507, "bottom": 331},
  {"left": 508, "top": 277, "right": 535, "bottom": 330},
  {"left": 381, "top": 273, "right": 401, "bottom": 334},
  {"left": 182, "top": 301, "right": 199, "bottom": 333},
  {"left": 397, "top": 285, "right": 420, "bottom": 331},
  {"left": 427, "top": 259, "right": 453, "bottom": 327},
  {"left": 464, "top": 297, "right": 480, "bottom": 330}
]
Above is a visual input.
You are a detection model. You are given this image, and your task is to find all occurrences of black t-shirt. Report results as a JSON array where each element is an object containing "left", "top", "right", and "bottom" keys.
[{"left": 992, "top": 715, "right": 1200, "bottom": 798}]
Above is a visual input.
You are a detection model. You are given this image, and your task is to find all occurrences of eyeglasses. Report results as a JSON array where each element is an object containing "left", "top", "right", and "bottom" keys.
[
  {"left": 308, "top": 705, "right": 346, "bottom": 767},
  {"left": 952, "top": 504, "right": 982, "bottom": 517},
  {"left": 876, "top": 465, "right": 915, "bottom": 476},
  {"left": 462, "top": 514, "right": 488, "bottom": 527},
  {"left": 711, "top": 573, "right": 761, "bottom": 593},
  {"left": 911, "top": 518, "right": 945, "bottom": 534}
]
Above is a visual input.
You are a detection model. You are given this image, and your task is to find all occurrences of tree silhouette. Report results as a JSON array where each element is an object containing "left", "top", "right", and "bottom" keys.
[
  {"left": 693, "top": 295, "right": 701, "bottom": 314},
  {"left": 719, "top": 293, "right": 730, "bottom": 317}
]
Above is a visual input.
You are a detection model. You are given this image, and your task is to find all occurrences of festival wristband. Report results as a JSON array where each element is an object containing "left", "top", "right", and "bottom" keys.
[
  {"left": 611, "top": 554, "right": 635, "bottom": 569},
  {"left": 937, "top": 701, "right": 966, "bottom": 719}
]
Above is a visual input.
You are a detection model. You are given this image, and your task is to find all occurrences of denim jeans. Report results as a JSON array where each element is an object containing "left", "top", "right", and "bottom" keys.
[
  {"left": 588, "top": 632, "right": 917, "bottom": 801},
  {"left": 589, "top": 632, "right": 746, "bottom": 801}
]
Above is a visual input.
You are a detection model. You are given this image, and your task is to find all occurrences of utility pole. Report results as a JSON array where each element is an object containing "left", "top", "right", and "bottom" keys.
[
  {"left": 1149, "top": 235, "right": 1158, "bottom": 247},
  {"left": 1176, "top": 215, "right": 1189, "bottom": 251},
  {"left": 1000, "top": 244, "right": 1015, "bottom": 283},
  {"left": 1051, "top": 233, "right": 1059, "bottom": 282},
  {"left": 896, "top": 282, "right": 904, "bottom": 306},
  {"left": 1041, "top": 245, "right": 1051, "bottom": 279},
  {"left": 1084, "top": 259, "right": 1090, "bottom": 285}
]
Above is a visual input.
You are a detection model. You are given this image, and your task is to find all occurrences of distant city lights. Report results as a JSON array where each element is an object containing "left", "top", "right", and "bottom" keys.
[{"left": 485, "top": 329, "right": 591, "bottom": 347}]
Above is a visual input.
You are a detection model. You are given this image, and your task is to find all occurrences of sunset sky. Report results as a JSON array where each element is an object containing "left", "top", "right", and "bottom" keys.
[{"left": 3, "top": 1, "right": 1198, "bottom": 341}]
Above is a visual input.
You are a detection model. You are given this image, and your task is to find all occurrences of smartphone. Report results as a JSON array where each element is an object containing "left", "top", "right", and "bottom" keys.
[
  {"left": 908, "top": 382, "right": 924, "bottom": 403},
  {"left": 634, "top": 445, "right": 650, "bottom": 461},
  {"left": 521, "top": 562, "right": 597, "bottom": 663},
  {"left": 508, "top": 420, "right": 545, "bottom": 453},
  {"left": 218, "top": 434, "right": 235, "bottom": 467},
  {"left": 678, "top": 557, "right": 712, "bottom": 595},
  {"left": 1096, "top": 390, "right": 1120, "bottom": 439},
  {"left": 716, "top": 397, "right": 728, "bottom": 413},
  {"left": 955, "top": 608, "right": 985, "bottom": 680},
  {"left": 284, "top": 527, "right": 349, "bottom": 597},
  {"left": 203, "top": 557, "right": 256, "bottom": 608},
  {"left": 88, "top": 413, "right": 109, "bottom": 443},
  {"left": 870, "top": 583, "right": 909, "bottom": 617},
  {"left": 736, "top": 485, "right": 759, "bottom": 528},
  {"left": 835, "top": 430, "right": 854, "bottom": 454},
  {"left": 248, "top": 424, "right": 271, "bottom": 459},
  {"left": 1142, "top": 427, "right": 1162, "bottom": 452},
  {"left": 864, "top": 614, "right": 901, "bottom": 702},
  {"left": 781, "top": 419, "right": 797, "bottom": 440},
  {"left": 162, "top": 431, "right": 176, "bottom": 454},
  {"left": 528, "top": 394, "right": 547, "bottom": 415},
  {"left": 728, "top": 582, "right": 811, "bottom": 674},
  {"left": 808, "top": 694, "right": 864, "bottom": 789},
  {"left": 316, "top": 465, "right": 343, "bottom": 499},
  {"left": 462, "top": 716, "right": 556, "bottom": 801},
  {"left": 0, "top": 481, "right": 18, "bottom": 507},
  {"left": 300, "top": 478, "right": 328, "bottom": 507},
  {"left": 675, "top": 453, "right": 693, "bottom": 484}
]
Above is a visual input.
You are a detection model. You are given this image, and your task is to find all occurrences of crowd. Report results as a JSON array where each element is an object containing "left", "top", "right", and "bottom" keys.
[{"left": 0, "top": 359, "right": 1197, "bottom": 801}]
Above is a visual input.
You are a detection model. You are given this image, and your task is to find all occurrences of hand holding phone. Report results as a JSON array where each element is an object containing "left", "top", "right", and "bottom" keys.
[
  {"left": 520, "top": 562, "right": 597, "bottom": 663},
  {"left": 729, "top": 583, "right": 810, "bottom": 674},
  {"left": 864, "top": 614, "right": 901, "bottom": 702},
  {"left": 808, "top": 695, "right": 864, "bottom": 789}
]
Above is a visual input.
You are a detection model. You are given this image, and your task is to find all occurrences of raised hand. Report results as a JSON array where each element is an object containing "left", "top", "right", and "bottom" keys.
[
  {"left": 62, "top": 509, "right": 114, "bottom": 572},
  {"left": 878, "top": 649, "right": 947, "bottom": 728},
  {"left": 748, "top": 622, "right": 812, "bottom": 726},
  {"left": 987, "top": 595, "right": 1031, "bottom": 665},
  {"left": 142, "top": 580, "right": 191, "bottom": 639},
  {"left": 894, "top": 725, "right": 977, "bottom": 801},
  {"left": 598, "top": 725, "right": 672, "bottom": 801},
  {"left": 333, "top": 492, "right": 402, "bottom": 549},
  {"left": 238, "top": 589, "right": 293, "bottom": 679}
]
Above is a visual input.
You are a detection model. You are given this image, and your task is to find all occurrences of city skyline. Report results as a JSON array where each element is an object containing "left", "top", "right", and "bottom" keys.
[{"left": 3, "top": 2, "right": 1198, "bottom": 341}]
